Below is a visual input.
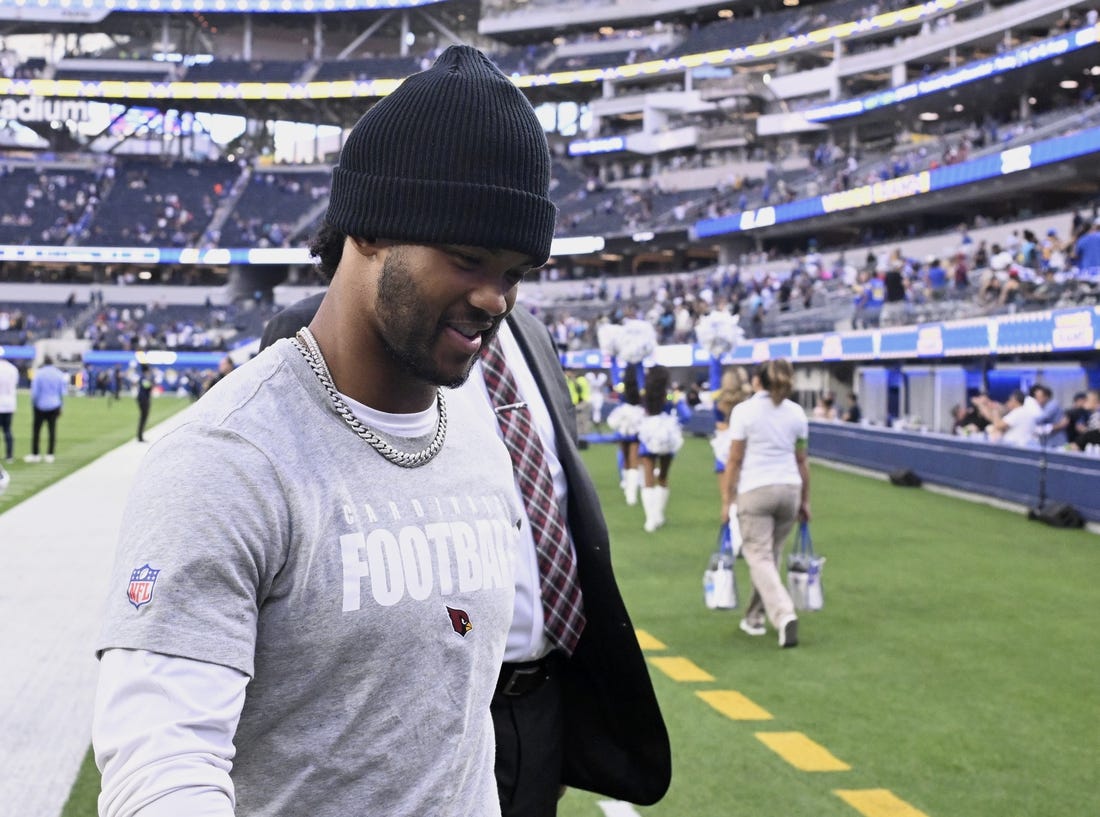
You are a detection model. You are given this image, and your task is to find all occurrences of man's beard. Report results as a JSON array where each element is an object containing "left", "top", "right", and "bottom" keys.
[{"left": 375, "top": 250, "right": 496, "bottom": 388}]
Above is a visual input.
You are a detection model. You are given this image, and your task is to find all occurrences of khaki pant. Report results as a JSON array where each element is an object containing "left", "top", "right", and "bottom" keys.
[
  {"left": 738, "top": 484, "right": 800, "bottom": 628},
  {"left": 574, "top": 402, "right": 592, "bottom": 437}
]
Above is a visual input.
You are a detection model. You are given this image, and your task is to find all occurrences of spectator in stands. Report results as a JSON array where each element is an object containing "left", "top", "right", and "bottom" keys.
[
  {"left": 1064, "top": 391, "right": 1089, "bottom": 449},
  {"left": 978, "top": 244, "right": 1013, "bottom": 303},
  {"left": 1072, "top": 216, "right": 1100, "bottom": 276},
  {"left": 1041, "top": 229, "right": 1067, "bottom": 274},
  {"left": 1028, "top": 384, "right": 1066, "bottom": 448},
  {"left": 843, "top": 392, "right": 862, "bottom": 424},
  {"left": 638, "top": 364, "right": 685, "bottom": 533},
  {"left": 880, "top": 255, "right": 909, "bottom": 325},
  {"left": 952, "top": 398, "right": 990, "bottom": 436},
  {"left": 924, "top": 256, "right": 948, "bottom": 299},
  {"left": 721, "top": 358, "right": 809, "bottom": 648},
  {"left": 1018, "top": 230, "right": 1040, "bottom": 270},
  {"left": 812, "top": 392, "right": 839, "bottom": 420},
  {"left": 0, "top": 356, "right": 17, "bottom": 462},
  {"left": 979, "top": 389, "right": 1039, "bottom": 447},
  {"left": 852, "top": 270, "right": 884, "bottom": 329},
  {"left": 25, "top": 355, "right": 66, "bottom": 463},
  {"left": 952, "top": 252, "right": 971, "bottom": 293},
  {"left": 973, "top": 240, "right": 989, "bottom": 269},
  {"left": 1072, "top": 389, "right": 1100, "bottom": 451}
]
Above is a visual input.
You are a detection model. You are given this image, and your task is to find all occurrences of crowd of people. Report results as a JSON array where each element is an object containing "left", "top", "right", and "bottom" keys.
[{"left": 953, "top": 385, "right": 1100, "bottom": 452}]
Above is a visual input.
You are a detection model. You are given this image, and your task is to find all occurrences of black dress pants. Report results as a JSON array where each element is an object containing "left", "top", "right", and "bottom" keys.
[
  {"left": 31, "top": 407, "right": 60, "bottom": 455},
  {"left": 492, "top": 661, "right": 565, "bottom": 817},
  {"left": 137, "top": 399, "right": 150, "bottom": 441}
]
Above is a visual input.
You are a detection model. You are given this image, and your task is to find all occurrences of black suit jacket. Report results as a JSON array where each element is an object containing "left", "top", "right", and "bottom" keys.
[{"left": 260, "top": 294, "right": 671, "bottom": 805}]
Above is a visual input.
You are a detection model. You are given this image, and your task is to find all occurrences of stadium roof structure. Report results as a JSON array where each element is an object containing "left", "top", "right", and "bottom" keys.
[{"left": 0, "top": 0, "right": 452, "bottom": 22}]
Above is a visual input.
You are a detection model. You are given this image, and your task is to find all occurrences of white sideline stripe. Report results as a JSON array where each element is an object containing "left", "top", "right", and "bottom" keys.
[
  {"left": 0, "top": 413, "right": 189, "bottom": 817},
  {"left": 598, "top": 801, "right": 643, "bottom": 817}
]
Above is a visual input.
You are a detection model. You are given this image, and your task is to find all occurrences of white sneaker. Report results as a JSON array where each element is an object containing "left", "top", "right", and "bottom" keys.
[
  {"left": 44, "top": 454, "right": 55, "bottom": 464},
  {"left": 23, "top": 454, "right": 41, "bottom": 463},
  {"left": 739, "top": 619, "right": 766, "bottom": 637},
  {"left": 778, "top": 616, "right": 799, "bottom": 648}
]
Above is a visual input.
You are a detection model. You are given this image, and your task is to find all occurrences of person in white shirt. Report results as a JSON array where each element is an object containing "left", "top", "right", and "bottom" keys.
[
  {"left": 985, "top": 389, "right": 1040, "bottom": 447},
  {"left": 0, "top": 356, "right": 17, "bottom": 462},
  {"left": 721, "top": 358, "right": 811, "bottom": 648}
]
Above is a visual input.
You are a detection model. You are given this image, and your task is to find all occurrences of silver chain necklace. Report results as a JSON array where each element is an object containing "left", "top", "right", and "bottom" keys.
[{"left": 291, "top": 327, "right": 448, "bottom": 468}]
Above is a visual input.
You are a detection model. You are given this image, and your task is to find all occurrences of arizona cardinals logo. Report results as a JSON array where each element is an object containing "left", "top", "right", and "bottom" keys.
[{"left": 447, "top": 606, "right": 472, "bottom": 636}]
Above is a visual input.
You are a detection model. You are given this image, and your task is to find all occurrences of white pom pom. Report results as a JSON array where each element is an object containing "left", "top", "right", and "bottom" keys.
[
  {"left": 606, "top": 403, "right": 645, "bottom": 435},
  {"left": 710, "top": 427, "right": 733, "bottom": 463},
  {"left": 639, "top": 413, "right": 684, "bottom": 455},
  {"left": 617, "top": 318, "right": 657, "bottom": 364},
  {"left": 695, "top": 310, "right": 744, "bottom": 358},
  {"left": 597, "top": 322, "right": 623, "bottom": 357}
]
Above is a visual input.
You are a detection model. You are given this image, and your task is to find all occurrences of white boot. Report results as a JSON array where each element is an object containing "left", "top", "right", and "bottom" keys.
[
  {"left": 642, "top": 487, "right": 660, "bottom": 532},
  {"left": 655, "top": 485, "right": 670, "bottom": 528},
  {"left": 623, "top": 468, "right": 639, "bottom": 505}
]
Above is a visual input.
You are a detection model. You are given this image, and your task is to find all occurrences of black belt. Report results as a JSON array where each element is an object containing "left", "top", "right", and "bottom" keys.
[{"left": 495, "top": 653, "right": 558, "bottom": 698}]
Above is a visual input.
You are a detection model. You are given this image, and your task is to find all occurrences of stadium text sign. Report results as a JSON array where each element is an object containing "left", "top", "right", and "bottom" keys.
[{"left": 0, "top": 97, "right": 89, "bottom": 123}]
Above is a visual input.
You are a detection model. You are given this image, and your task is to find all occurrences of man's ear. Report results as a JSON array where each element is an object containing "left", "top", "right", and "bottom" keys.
[{"left": 348, "top": 236, "right": 387, "bottom": 260}]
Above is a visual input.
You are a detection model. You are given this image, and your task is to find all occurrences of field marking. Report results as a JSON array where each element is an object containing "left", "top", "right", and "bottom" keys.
[
  {"left": 635, "top": 629, "right": 666, "bottom": 650},
  {"left": 696, "top": 689, "right": 774, "bottom": 720},
  {"left": 835, "top": 788, "right": 931, "bottom": 817},
  {"left": 755, "top": 731, "right": 852, "bottom": 771},
  {"left": 648, "top": 656, "right": 715, "bottom": 682},
  {"left": 597, "top": 801, "right": 643, "bottom": 817}
]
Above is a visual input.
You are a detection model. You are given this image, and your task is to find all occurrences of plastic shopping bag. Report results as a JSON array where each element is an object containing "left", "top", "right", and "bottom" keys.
[
  {"left": 704, "top": 525, "right": 739, "bottom": 610},
  {"left": 786, "top": 522, "right": 825, "bottom": 611}
]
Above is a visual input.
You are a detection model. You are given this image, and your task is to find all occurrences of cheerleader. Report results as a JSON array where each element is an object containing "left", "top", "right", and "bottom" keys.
[
  {"left": 638, "top": 365, "right": 684, "bottom": 532},
  {"left": 606, "top": 362, "right": 645, "bottom": 505},
  {"left": 710, "top": 366, "right": 753, "bottom": 498}
]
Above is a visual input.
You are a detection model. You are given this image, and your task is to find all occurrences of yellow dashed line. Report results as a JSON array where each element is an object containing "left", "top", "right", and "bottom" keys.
[
  {"left": 635, "top": 629, "right": 666, "bottom": 650},
  {"left": 648, "top": 656, "right": 714, "bottom": 682},
  {"left": 755, "top": 731, "right": 852, "bottom": 771},
  {"left": 835, "top": 789, "right": 930, "bottom": 817},
  {"left": 696, "top": 689, "right": 774, "bottom": 720}
]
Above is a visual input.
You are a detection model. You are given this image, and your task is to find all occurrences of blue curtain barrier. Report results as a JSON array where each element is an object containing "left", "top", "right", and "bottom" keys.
[{"left": 807, "top": 421, "right": 1100, "bottom": 523}]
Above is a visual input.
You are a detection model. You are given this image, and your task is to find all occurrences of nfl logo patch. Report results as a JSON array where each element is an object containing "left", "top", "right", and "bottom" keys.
[{"left": 127, "top": 564, "right": 160, "bottom": 610}]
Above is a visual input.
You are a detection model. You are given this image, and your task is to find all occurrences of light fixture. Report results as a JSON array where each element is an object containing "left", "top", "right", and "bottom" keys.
[
  {"left": 1060, "top": 79, "right": 1079, "bottom": 89},
  {"left": 718, "top": 8, "right": 734, "bottom": 18},
  {"left": 953, "top": 103, "right": 964, "bottom": 112},
  {"left": 918, "top": 111, "right": 939, "bottom": 121},
  {"left": 1027, "top": 96, "right": 1037, "bottom": 105}
]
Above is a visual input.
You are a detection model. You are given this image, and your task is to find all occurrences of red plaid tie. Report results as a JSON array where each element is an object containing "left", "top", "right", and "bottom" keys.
[{"left": 481, "top": 337, "right": 585, "bottom": 655}]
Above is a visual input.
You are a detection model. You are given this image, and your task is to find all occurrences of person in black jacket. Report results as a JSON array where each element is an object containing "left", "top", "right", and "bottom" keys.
[
  {"left": 261, "top": 286, "right": 671, "bottom": 815},
  {"left": 135, "top": 364, "right": 153, "bottom": 442}
]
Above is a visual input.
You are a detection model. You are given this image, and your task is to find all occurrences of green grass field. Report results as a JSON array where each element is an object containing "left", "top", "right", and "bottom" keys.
[
  {"left": 0, "top": 391, "right": 191, "bottom": 515},
  {"left": 10, "top": 401, "right": 1092, "bottom": 817}
]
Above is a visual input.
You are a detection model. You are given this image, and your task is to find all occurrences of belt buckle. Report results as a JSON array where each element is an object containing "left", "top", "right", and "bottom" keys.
[{"left": 502, "top": 664, "right": 542, "bottom": 696}]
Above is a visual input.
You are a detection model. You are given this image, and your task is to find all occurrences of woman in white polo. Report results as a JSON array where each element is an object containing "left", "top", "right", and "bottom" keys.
[{"left": 721, "top": 358, "right": 810, "bottom": 648}]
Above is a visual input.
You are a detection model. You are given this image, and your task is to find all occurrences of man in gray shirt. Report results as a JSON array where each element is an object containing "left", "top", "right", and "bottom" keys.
[{"left": 94, "top": 46, "right": 557, "bottom": 817}]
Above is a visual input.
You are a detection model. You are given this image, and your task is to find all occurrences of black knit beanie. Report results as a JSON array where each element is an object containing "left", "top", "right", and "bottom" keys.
[{"left": 326, "top": 45, "right": 557, "bottom": 266}]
